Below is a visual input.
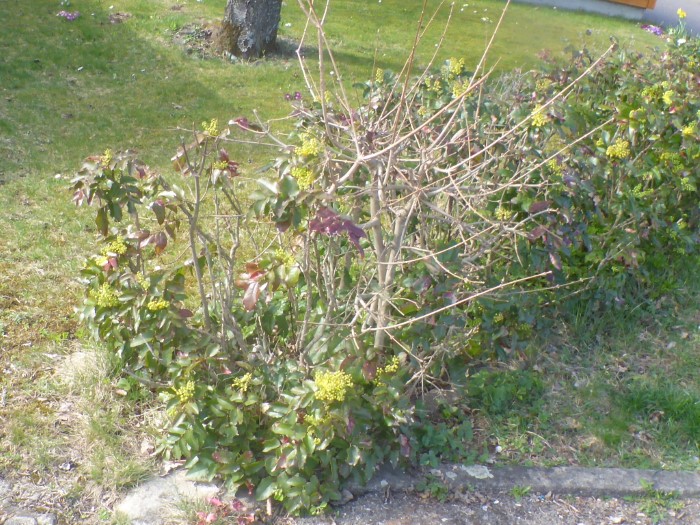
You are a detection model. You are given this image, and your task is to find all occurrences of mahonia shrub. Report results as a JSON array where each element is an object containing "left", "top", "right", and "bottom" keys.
[
  {"left": 490, "top": 35, "right": 699, "bottom": 318},
  {"left": 72, "top": 19, "right": 698, "bottom": 514}
]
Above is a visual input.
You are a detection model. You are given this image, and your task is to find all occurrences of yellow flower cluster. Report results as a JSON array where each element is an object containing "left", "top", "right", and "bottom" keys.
[
  {"left": 677, "top": 8, "right": 686, "bottom": 19},
  {"left": 536, "top": 78, "right": 553, "bottom": 92},
  {"left": 547, "top": 159, "right": 563, "bottom": 178},
  {"left": 662, "top": 90, "right": 675, "bottom": 106},
  {"left": 629, "top": 108, "right": 645, "bottom": 121},
  {"left": 297, "top": 134, "right": 323, "bottom": 157},
  {"left": 314, "top": 370, "right": 353, "bottom": 404},
  {"left": 175, "top": 380, "right": 196, "bottom": 404},
  {"left": 494, "top": 206, "right": 512, "bottom": 221},
  {"left": 641, "top": 84, "right": 662, "bottom": 101},
  {"left": 424, "top": 76, "right": 443, "bottom": 93},
  {"left": 304, "top": 412, "right": 333, "bottom": 430},
  {"left": 377, "top": 356, "right": 400, "bottom": 376},
  {"left": 530, "top": 105, "right": 548, "bottom": 128},
  {"left": 375, "top": 68, "right": 384, "bottom": 84},
  {"left": 631, "top": 183, "right": 654, "bottom": 199},
  {"left": 101, "top": 148, "right": 114, "bottom": 167},
  {"left": 606, "top": 138, "right": 630, "bottom": 160},
  {"left": 680, "top": 177, "right": 694, "bottom": 192},
  {"left": 544, "top": 135, "right": 565, "bottom": 154},
  {"left": 274, "top": 248, "right": 296, "bottom": 267},
  {"left": 452, "top": 80, "right": 470, "bottom": 99},
  {"left": 291, "top": 166, "right": 316, "bottom": 190},
  {"left": 147, "top": 298, "right": 170, "bottom": 312},
  {"left": 135, "top": 272, "right": 149, "bottom": 291},
  {"left": 660, "top": 151, "right": 683, "bottom": 172},
  {"left": 682, "top": 123, "right": 697, "bottom": 138},
  {"left": 518, "top": 323, "right": 533, "bottom": 338},
  {"left": 92, "top": 282, "right": 120, "bottom": 308},
  {"left": 202, "top": 118, "right": 219, "bottom": 136},
  {"left": 448, "top": 57, "right": 466, "bottom": 77},
  {"left": 102, "top": 235, "right": 128, "bottom": 256},
  {"left": 232, "top": 372, "right": 252, "bottom": 393}
]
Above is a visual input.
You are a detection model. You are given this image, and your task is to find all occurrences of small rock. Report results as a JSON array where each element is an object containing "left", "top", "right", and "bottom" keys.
[
  {"left": 116, "top": 470, "right": 219, "bottom": 525},
  {"left": 339, "top": 489, "right": 354, "bottom": 505},
  {"left": 5, "top": 517, "right": 37, "bottom": 525},
  {"left": 140, "top": 438, "right": 155, "bottom": 456},
  {"left": 609, "top": 516, "right": 625, "bottom": 524},
  {"left": 36, "top": 515, "right": 57, "bottom": 525},
  {"left": 459, "top": 465, "right": 493, "bottom": 479}
]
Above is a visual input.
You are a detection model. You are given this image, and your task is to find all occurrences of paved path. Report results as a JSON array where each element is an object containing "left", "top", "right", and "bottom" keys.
[
  {"left": 516, "top": 0, "right": 700, "bottom": 34},
  {"left": 643, "top": 0, "right": 700, "bottom": 35}
]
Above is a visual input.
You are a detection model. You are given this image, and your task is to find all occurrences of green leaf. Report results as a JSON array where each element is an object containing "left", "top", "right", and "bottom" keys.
[
  {"left": 96, "top": 207, "right": 109, "bottom": 236},
  {"left": 257, "top": 179, "right": 278, "bottom": 195},
  {"left": 130, "top": 332, "right": 153, "bottom": 347},
  {"left": 279, "top": 175, "right": 300, "bottom": 198},
  {"left": 263, "top": 438, "right": 281, "bottom": 452},
  {"left": 255, "top": 477, "right": 277, "bottom": 501}
]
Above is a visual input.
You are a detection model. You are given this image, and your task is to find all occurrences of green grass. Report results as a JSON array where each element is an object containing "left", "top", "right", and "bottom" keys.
[
  {"left": 0, "top": 0, "right": 661, "bottom": 178},
  {"left": 0, "top": 0, "right": 688, "bottom": 521},
  {"left": 472, "top": 263, "right": 700, "bottom": 471}
]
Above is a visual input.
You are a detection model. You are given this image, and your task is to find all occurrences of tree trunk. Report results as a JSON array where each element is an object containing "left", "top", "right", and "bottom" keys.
[{"left": 221, "top": 0, "right": 282, "bottom": 59}]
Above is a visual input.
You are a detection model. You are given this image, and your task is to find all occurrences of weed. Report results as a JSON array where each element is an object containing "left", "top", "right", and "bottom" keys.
[
  {"left": 511, "top": 485, "right": 532, "bottom": 501},
  {"left": 625, "top": 479, "right": 684, "bottom": 524},
  {"left": 466, "top": 369, "right": 544, "bottom": 417},
  {"left": 416, "top": 474, "right": 451, "bottom": 502}
]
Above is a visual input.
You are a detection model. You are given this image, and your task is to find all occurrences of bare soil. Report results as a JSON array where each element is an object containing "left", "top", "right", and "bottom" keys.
[{"left": 285, "top": 490, "right": 700, "bottom": 525}]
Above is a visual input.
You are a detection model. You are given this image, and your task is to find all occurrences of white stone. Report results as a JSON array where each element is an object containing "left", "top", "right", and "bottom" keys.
[
  {"left": 116, "top": 470, "right": 219, "bottom": 525},
  {"left": 459, "top": 465, "right": 494, "bottom": 479},
  {"left": 5, "top": 518, "right": 37, "bottom": 525}
]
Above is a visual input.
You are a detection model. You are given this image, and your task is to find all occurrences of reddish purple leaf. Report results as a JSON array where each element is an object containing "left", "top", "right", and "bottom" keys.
[
  {"left": 362, "top": 361, "right": 378, "bottom": 381},
  {"left": 399, "top": 434, "right": 411, "bottom": 458},
  {"left": 179, "top": 309, "right": 194, "bottom": 318},
  {"left": 153, "top": 232, "right": 168, "bottom": 255},
  {"left": 272, "top": 453, "right": 288, "bottom": 472},
  {"left": 242, "top": 281, "right": 261, "bottom": 311},
  {"left": 103, "top": 257, "right": 118, "bottom": 271},
  {"left": 528, "top": 225, "right": 547, "bottom": 241},
  {"left": 218, "top": 149, "right": 240, "bottom": 176},
  {"left": 347, "top": 415, "right": 356, "bottom": 434},
  {"left": 73, "top": 188, "right": 86, "bottom": 206},
  {"left": 151, "top": 200, "right": 165, "bottom": 225},
  {"left": 529, "top": 201, "right": 551, "bottom": 214},
  {"left": 549, "top": 251, "right": 562, "bottom": 270},
  {"left": 339, "top": 355, "right": 355, "bottom": 370},
  {"left": 231, "top": 117, "right": 262, "bottom": 132},
  {"left": 309, "top": 207, "right": 367, "bottom": 256}
]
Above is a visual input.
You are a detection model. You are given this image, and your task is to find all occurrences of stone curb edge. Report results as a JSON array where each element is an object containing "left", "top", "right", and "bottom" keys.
[{"left": 352, "top": 464, "right": 700, "bottom": 499}]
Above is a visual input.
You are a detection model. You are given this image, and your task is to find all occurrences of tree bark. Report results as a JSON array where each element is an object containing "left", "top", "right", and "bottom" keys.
[{"left": 221, "top": 0, "right": 282, "bottom": 59}]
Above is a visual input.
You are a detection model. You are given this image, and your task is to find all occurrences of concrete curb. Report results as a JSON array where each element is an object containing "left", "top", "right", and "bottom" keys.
[{"left": 357, "top": 464, "right": 700, "bottom": 498}]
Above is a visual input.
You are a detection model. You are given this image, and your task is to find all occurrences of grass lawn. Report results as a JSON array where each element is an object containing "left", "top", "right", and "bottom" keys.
[{"left": 0, "top": 0, "right": 695, "bottom": 522}]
